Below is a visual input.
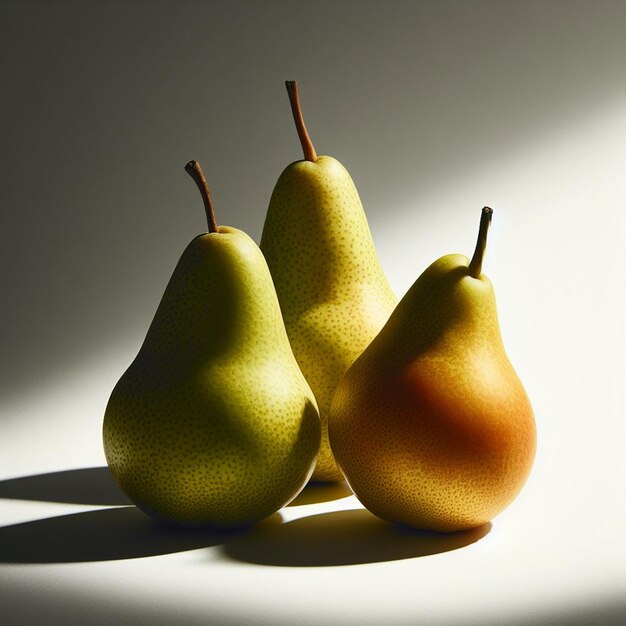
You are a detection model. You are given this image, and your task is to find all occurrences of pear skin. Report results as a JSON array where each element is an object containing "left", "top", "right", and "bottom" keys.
[
  {"left": 103, "top": 161, "right": 321, "bottom": 528},
  {"left": 260, "top": 81, "right": 397, "bottom": 481},
  {"left": 329, "top": 208, "right": 536, "bottom": 531}
]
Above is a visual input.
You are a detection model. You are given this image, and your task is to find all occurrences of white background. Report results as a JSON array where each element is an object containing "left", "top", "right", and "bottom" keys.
[{"left": 1, "top": 2, "right": 625, "bottom": 624}]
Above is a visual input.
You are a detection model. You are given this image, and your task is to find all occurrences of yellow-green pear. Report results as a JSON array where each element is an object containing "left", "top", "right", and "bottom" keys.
[
  {"left": 260, "top": 81, "right": 397, "bottom": 481},
  {"left": 330, "top": 208, "right": 536, "bottom": 531},
  {"left": 103, "top": 161, "right": 321, "bottom": 528}
]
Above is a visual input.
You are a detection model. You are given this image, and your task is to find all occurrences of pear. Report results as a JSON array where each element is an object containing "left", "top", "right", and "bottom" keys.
[
  {"left": 329, "top": 208, "right": 536, "bottom": 531},
  {"left": 260, "top": 80, "right": 397, "bottom": 482},
  {"left": 103, "top": 161, "right": 321, "bottom": 528}
]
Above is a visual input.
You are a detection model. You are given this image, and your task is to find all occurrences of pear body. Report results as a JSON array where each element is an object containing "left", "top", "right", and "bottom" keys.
[
  {"left": 260, "top": 156, "right": 397, "bottom": 481},
  {"left": 329, "top": 254, "right": 536, "bottom": 531},
  {"left": 103, "top": 227, "right": 321, "bottom": 528}
]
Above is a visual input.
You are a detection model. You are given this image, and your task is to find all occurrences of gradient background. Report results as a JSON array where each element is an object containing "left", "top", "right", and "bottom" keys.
[{"left": 1, "top": 1, "right": 625, "bottom": 624}]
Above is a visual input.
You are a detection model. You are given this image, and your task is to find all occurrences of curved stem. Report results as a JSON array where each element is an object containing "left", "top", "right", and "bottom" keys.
[
  {"left": 285, "top": 80, "right": 318, "bottom": 162},
  {"left": 185, "top": 160, "right": 218, "bottom": 233},
  {"left": 468, "top": 207, "right": 493, "bottom": 278}
]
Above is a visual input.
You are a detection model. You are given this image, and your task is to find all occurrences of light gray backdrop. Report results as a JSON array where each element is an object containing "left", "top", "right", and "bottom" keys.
[{"left": 2, "top": 0, "right": 625, "bottom": 401}]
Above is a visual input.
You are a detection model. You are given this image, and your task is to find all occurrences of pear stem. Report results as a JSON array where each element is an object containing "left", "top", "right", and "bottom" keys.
[
  {"left": 285, "top": 80, "right": 318, "bottom": 162},
  {"left": 468, "top": 207, "right": 493, "bottom": 278},
  {"left": 185, "top": 160, "right": 218, "bottom": 234}
]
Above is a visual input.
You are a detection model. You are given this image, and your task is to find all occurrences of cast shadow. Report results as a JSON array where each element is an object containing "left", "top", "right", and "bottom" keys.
[
  {"left": 0, "top": 506, "right": 257, "bottom": 564},
  {"left": 223, "top": 508, "right": 491, "bottom": 567},
  {"left": 0, "top": 466, "right": 130, "bottom": 506},
  {"left": 287, "top": 481, "right": 352, "bottom": 506}
]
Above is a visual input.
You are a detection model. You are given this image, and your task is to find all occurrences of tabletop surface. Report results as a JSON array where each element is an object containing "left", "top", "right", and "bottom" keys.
[{"left": 1, "top": 344, "right": 625, "bottom": 625}]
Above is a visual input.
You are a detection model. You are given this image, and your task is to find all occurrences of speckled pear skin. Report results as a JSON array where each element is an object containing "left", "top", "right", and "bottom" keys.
[
  {"left": 103, "top": 226, "right": 321, "bottom": 528},
  {"left": 329, "top": 254, "right": 536, "bottom": 531},
  {"left": 260, "top": 156, "right": 397, "bottom": 481}
]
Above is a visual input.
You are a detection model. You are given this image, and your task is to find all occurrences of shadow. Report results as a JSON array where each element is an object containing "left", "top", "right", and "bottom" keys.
[
  {"left": 287, "top": 481, "right": 352, "bottom": 506},
  {"left": 0, "top": 506, "right": 258, "bottom": 563},
  {"left": 0, "top": 466, "right": 131, "bottom": 506},
  {"left": 223, "top": 508, "right": 491, "bottom": 567}
]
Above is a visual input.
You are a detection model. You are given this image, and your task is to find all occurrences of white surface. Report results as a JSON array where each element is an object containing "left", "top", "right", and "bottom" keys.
[{"left": 2, "top": 99, "right": 625, "bottom": 625}]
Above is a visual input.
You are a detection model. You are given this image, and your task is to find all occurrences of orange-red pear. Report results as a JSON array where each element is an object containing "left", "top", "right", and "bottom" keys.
[{"left": 329, "top": 208, "right": 536, "bottom": 531}]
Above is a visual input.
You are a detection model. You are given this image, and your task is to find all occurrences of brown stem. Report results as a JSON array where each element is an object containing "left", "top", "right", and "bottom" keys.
[
  {"left": 185, "top": 160, "right": 218, "bottom": 233},
  {"left": 285, "top": 80, "right": 317, "bottom": 162},
  {"left": 468, "top": 207, "right": 493, "bottom": 278}
]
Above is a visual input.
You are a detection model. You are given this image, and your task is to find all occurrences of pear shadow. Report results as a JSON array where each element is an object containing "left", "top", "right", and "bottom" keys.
[
  {"left": 0, "top": 466, "right": 130, "bottom": 506},
  {"left": 0, "top": 506, "right": 261, "bottom": 564},
  {"left": 222, "top": 508, "right": 491, "bottom": 567},
  {"left": 287, "top": 481, "right": 352, "bottom": 506}
]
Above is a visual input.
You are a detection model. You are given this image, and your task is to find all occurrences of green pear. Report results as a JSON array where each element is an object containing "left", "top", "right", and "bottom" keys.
[
  {"left": 329, "top": 208, "right": 536, "bottom": 531},
  {"left": 260, "top": 81, "right": 397, "bottom": 482},
  {"left": 103, "top": 161, "right": 321, "bottom": 528}
]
